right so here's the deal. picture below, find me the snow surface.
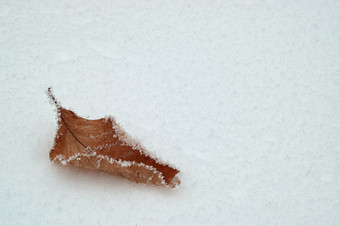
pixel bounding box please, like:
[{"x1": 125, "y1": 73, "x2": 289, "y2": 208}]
[{"x1": 1, "y1": 0, "x2": 340, "y2": 225}]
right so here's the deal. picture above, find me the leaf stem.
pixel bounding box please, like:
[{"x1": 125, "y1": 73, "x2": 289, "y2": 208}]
[
  {"x1": 47, "y1": 87, "x2": 60, "y2": 109},
  {"x1": 47, "y1": 87, "x2": 86, "y2": 148}
]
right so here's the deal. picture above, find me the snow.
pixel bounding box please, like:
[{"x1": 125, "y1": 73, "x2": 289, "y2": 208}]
[{"x1": 1, "y1": 0, "x2": 340, "y2": 225}]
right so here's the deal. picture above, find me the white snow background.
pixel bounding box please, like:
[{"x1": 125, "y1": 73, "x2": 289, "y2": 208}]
[{"x1": 1, "y1": 0, "x2": 339, "y2": 225}]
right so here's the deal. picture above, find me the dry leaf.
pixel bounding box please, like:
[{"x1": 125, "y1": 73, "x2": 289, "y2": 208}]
[{"x1": 47, "y1": 88, "x2": 180, "y2": 188}]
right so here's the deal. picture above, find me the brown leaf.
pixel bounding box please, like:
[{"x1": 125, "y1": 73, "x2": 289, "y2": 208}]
[{"x1": 47, "y1": 88, "x2": 180, "y2": 188}]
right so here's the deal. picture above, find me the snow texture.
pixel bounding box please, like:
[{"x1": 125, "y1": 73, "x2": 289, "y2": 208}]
[{"x1": 1, "y1": 0, "x2": 340, "y2": 225}]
